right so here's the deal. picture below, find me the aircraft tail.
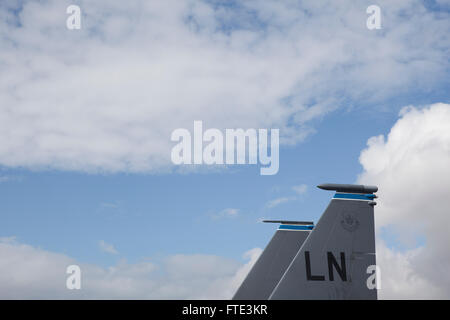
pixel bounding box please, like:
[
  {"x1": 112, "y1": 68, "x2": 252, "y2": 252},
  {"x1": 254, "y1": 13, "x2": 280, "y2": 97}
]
[
  {"x1": 232, "y1": 221, "x2": 313, "y2": 300},
  {"x1": 233, "y1": 183, "x2": 379, "y2": 300}
]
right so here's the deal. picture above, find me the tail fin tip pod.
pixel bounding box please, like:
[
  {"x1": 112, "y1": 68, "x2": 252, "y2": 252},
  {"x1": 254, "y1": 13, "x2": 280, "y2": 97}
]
[
  {"x1": 317, "y1": 183, "x2": 378, "y2": 193},
  {"x1": 317, "y1": 183, "x2": 378, "y2": 194}
]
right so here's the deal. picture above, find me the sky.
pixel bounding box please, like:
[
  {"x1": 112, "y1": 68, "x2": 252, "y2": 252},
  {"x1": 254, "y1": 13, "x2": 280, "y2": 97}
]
[{"x1": 0, "y1": 0, "x2": 449, "y2": 299}]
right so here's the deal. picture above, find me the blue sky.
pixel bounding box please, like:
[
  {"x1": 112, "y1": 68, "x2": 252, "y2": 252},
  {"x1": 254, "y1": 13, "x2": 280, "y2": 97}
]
[
  {"x1": 0, "y1": 101, "x2": 420, "y2": 266},
  {"x1": 0, "y1": 0, "x2": 449, "y2": 298}
]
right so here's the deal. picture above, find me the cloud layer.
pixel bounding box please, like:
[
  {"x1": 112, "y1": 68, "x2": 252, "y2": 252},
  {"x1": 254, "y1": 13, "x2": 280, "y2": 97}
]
[
  {"x1": 0, "y1": 237, "x2": 262, "y2": 299},
  {"x1": 0, "y1": 0, "x2": 448, "y2": 172}
]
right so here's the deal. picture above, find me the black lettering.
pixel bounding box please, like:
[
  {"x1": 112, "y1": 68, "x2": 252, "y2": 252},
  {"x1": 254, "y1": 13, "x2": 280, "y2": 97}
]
[
  {"x1": 327, "y1": 252, "x2": 347, "y2": 281},
  {"x1": 305, "y1": 251, "x2": 325, "y2": 281}
]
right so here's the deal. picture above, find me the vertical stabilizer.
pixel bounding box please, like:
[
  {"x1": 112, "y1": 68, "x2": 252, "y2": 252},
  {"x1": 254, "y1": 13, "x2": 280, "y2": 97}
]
[
  {"x1": 269, "y1": 184, "x2": 378, "y2": 300},
  {"x1": 233, "y1": 221, "x2": 313, "y2": 300}
]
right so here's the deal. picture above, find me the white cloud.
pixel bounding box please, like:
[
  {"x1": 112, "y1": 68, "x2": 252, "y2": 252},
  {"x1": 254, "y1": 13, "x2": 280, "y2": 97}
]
[
  {"x1": 266, "y1": 197, "x2": 293, "y2": 209},
  {"x1": 224, "y1": 208, "x2": 239, "y2": 216},
  {"x1": 98, "y1": 240, "x2": 118, "y2": 255},
  {"x1": 292, "y1": 184, "x2": 307, "y2": 195},
  {"x1": 375, "y1": 241, "x2": 446, "y2": 299},
  {"x1": 265, "y1": 184, "x2": 306, "y2": 208},
  {"x1": 0, "y1": 237, "x2": 261, "y2": 299},
  {"x1": 0, "y1": 0, "x2": 448, "y2": 172},
  {"x1": 210, "y1": 208, "x2": 240, "y2": 220},
  {"x1": 358, "y1": 103, "x2": 450, "y2": 299}
]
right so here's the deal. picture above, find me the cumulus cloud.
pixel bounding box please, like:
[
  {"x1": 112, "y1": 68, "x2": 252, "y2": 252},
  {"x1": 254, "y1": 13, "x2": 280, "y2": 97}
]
[
  {"x1": 358, "y1": 103, "x2": 450, "y2": 299},
  {"x1": 0, "y1": 237, "x2": 262, "y2": 299},
  {"x1": 0, "y1": 0, "x2": 448, "y2": 172}
]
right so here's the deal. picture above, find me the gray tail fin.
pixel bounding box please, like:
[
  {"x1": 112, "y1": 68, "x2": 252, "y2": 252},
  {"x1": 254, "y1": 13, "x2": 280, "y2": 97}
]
[
  {"x1": 269, "y1": 183, "x2": 378, "y2": 300},
  {"x1": 232, "y1": 221, "x2": 313, "y2": 300}
]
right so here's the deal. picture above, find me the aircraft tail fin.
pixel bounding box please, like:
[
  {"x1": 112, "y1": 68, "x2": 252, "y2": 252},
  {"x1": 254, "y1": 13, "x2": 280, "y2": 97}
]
[
  {"x1": 269, "y1": 183, "x2": 378, "y2": 300},
  {"x1": 232, "y1": 221, "x2": 313, "y2": 300}
]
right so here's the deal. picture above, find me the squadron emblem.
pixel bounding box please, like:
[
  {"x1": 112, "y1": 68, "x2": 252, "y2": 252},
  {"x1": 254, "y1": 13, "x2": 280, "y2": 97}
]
[{"x1": 341, "y1": 213, "x2": 360, "y2": 232}]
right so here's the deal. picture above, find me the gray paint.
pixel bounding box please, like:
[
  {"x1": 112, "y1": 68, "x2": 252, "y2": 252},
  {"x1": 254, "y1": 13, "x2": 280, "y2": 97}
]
[
  {"x1": 269, "y1": 198, "x2": 377, "y2": 300},
  {"x1": 232, "y1": 228, "x2": 311, "y2": 300}
]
